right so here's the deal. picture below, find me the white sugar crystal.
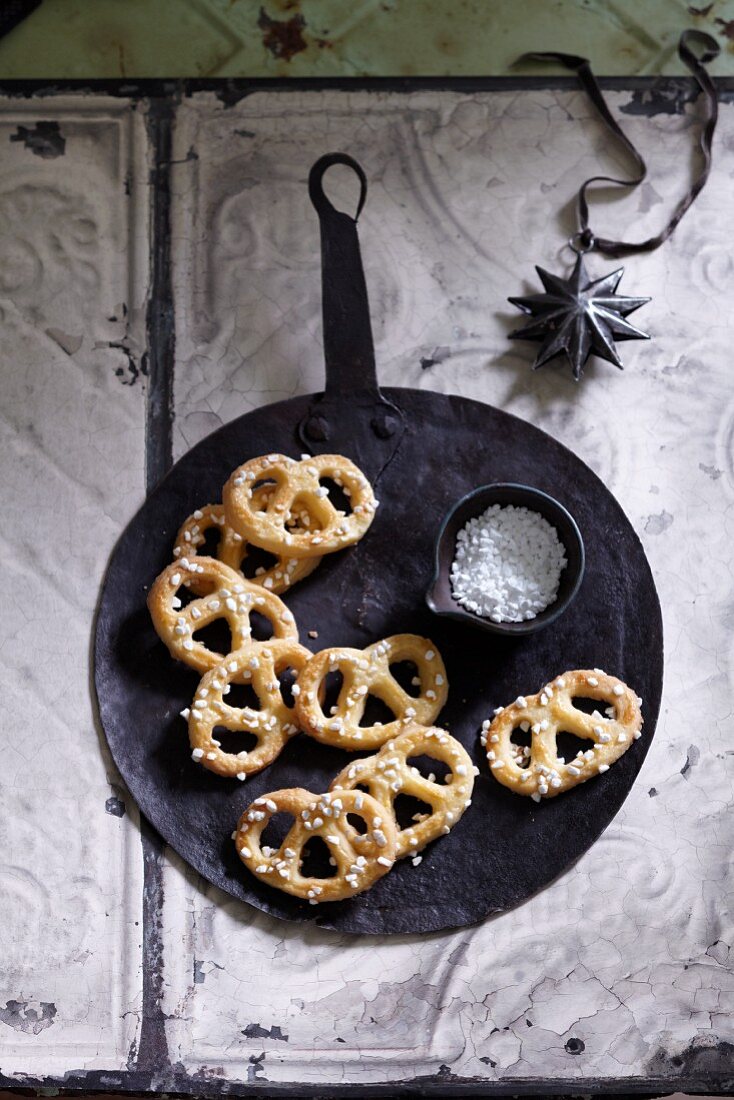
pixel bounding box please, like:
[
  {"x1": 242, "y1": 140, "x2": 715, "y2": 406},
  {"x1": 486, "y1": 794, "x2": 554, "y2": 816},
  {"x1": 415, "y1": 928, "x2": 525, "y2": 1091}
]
[{"x1": 450, "y1": 503, "x2": 567, "y2": 623}]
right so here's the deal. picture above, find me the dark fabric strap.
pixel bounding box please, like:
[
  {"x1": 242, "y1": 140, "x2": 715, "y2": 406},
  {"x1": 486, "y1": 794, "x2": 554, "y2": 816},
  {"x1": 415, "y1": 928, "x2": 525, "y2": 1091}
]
[{"x1": 518, "y1": 30, "x2": 719, "y2": 257}]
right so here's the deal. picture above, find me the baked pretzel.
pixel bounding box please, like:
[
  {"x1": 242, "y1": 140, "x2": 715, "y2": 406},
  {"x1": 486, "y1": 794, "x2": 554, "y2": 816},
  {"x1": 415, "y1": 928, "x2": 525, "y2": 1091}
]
[
  {"x1": 295, "y1": 635, "x2": 448, "y2": 750},
  {"x1": 235, "y1": 787, "x2": 398, "y2": 902},
  {"x1": 147, "y1": 557, "x2": 298, "y2": 674},
  {"x1": 188, "y1": 639, "x2": 311, "y2": 778},
  {"x1": 330, "y1": 723, "x2": 475, "y2": 858},
  {"x1": 173, "y1": 502, "x2": 320, "y2": 595},
  {"x1": 482, "y1": 669, "x2": 643, "y2": 801},
  {"x1": 223, "y1": 453, "x2": 377, "y2": 558}
]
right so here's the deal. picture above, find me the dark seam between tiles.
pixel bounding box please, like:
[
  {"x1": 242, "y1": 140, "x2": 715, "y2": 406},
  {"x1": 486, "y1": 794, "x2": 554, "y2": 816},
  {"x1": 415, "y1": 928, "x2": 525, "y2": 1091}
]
[
  {"x1": 137, "y1": 95, "x2": 176, "y2": 1075},
  {"x1": 1, "y1": 75, "x2": 734, "y2": 100}
]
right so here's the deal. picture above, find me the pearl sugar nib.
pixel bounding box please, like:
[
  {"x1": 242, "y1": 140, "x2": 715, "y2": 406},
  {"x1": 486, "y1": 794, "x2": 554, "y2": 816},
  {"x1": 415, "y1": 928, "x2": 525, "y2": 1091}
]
[
  {"x1": 451, "y1": 504, "x2": 567, "y2": 623},
  {"x1": 508, "y1": 253, "x2": 650, "y2": 381}
]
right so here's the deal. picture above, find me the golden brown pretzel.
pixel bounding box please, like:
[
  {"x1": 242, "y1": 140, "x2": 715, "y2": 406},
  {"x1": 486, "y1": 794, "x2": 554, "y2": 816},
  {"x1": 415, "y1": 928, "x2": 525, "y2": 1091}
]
[
  {"x1": 235, "y1": 787, "x2": 398, "y2": 902},
  {"x1": 295, "y1": 635, "x2": 448, "y2": 750},
  {"x1": 223, "y1": 453, "x2": 377, "y2": 558},
  {"x1": 147, "y1": 557, "x2": 298, "y2": 673},
  {"x1": 187, "y1": 639, "x2": 311, "y2": 778},
  {"x1": 330, "y1": 723, "x2": 475, "y2": 858},
  {"x1": 482, "y1": 669, "x2": 643, "y2": 801},
  {"x1": 173, "y1": 502, "x2": 320, "y2": 595}
]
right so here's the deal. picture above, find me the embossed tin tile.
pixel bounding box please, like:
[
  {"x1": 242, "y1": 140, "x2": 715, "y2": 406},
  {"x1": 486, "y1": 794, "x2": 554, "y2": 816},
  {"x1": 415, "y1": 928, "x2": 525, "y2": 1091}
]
[
  {"x1": 2, "y1": 80, "x2": 733, "y2": 1095},
  {"x1": 0, "y1": 96, "x2": 148, "y2": 1074},
  {"x1": 163, "y1": 88, "x2": 734, "y2": 1088}
]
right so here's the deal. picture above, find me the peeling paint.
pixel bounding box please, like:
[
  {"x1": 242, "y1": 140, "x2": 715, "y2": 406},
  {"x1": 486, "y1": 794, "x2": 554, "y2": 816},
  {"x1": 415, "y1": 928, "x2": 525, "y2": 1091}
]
[
  {"x1": 647, "y1": 1036, "x2": 734, "y2": 1078},
  {"x1": 105, "y1": 796, "x2": 126, "y2": 817},
  {"x1": 706, "y1": 939, "x2": 732, "y2": 966},
  {"x1": 9, "y1": 120, "x2": 65, "y2": 158},
  {"x1": 420, "y1": 344, "x2": 451, "y2": 370},
  {"x1": 247, "y1": 1051, "x2": 267, "y2": 1083},
  {"x1": 45, "y1": 328, "x2": 83, "y2": 356},
  {"x1": 620, "y1": 81, "x2": 699, "y2": 117},
  {"x1": 447, "y1": 942, "x2": 470, "y2": 967},
  {"x1": 0, "y1": 1000, "x2": 57, "y2": 1036},
  {"x1": 98, "y1": 337, "x2": 146, "y2": 386},
  {"x1": 644, "y1": 509, "x2": 673, "y2": 535},
  {"x1": 637, "y1": 181, "x2": 663, "y2": 213},
  {"x1": 680, "y1": 744, "x2": 701, "y2": 777},
  {"x1": 242, "y1": 1022, "x2": 289, "y2": 1041},
  {"x1": 214, "y1": 85, "x2": 252, "y2": 109}
]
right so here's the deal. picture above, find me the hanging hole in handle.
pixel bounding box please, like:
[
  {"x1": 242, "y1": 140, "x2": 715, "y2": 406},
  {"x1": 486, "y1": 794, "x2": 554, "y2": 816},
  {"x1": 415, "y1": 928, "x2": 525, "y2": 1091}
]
[{"x1": 309, "y1": 153, "x2": 368, "y2": 222}]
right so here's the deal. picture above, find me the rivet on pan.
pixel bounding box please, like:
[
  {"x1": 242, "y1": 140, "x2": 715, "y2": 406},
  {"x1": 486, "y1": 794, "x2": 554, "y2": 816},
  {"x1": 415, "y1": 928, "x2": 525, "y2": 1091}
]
[
  {"x1": 371, "y1": 413, "x2": 398, "y2": 439},
  {"x1": 305, "y1": 415, "x2": 330, "y2": 441}
]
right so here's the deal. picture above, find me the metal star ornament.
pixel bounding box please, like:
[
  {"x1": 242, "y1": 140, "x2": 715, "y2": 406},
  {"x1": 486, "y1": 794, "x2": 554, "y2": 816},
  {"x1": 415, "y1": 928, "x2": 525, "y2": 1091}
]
[{"x1": 508, "y1": 254, "x2": 650, "y2": 381}]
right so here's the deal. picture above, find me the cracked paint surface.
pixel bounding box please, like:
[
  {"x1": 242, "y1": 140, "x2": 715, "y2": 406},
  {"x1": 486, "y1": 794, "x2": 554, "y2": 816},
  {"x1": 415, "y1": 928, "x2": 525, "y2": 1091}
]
[
  {"x1": 162, "y1": 88, "x2": 734, "y2": 1087},
  {"x1": 2, "y1": 84, "x2": 733, "y2": 1091},
  {"x1": 0, "y1": 96, "x2": 148, "y2": 1077},
  {"x1": 0, "y1": 1000, "x2": 57, "y2": 1036}
]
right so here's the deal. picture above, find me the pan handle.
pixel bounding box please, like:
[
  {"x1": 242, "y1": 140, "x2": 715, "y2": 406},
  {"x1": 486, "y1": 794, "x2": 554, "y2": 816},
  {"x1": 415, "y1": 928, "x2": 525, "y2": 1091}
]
[
  {"x1": 308, "y1": 153, "x2": 379, "y2": 399},
  {"x1": 299, "y1": 153, "x2": 405, "y2": 476}
]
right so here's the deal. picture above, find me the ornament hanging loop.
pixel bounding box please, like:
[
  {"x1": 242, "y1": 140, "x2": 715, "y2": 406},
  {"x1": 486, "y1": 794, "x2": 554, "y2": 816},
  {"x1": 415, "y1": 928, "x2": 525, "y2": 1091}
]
[{"x1": 568, "y1": 229, "x2": 595, "y2": 255}]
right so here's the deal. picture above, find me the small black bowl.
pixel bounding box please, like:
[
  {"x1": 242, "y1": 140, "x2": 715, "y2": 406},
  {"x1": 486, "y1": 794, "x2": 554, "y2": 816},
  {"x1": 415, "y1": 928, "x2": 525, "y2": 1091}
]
[{"x1": 426, "y1": 482, "x2": 585, "y2": 637}]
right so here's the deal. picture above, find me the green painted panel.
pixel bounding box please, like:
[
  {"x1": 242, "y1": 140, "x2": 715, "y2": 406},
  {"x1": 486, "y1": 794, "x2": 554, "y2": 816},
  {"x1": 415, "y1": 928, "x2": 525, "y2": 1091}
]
[{"x1": 1, "y1": 0, "x2": 734, "y2": 78}]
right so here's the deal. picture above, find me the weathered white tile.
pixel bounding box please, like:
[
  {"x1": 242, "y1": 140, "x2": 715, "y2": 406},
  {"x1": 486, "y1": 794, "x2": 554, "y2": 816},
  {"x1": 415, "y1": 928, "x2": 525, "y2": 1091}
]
[
  {"x1": 164, "y1": 87, "x2": 734, "y2": 1088},
  {"x1": 0, "y1": 96, "x2": 149, "y2": 1074}
]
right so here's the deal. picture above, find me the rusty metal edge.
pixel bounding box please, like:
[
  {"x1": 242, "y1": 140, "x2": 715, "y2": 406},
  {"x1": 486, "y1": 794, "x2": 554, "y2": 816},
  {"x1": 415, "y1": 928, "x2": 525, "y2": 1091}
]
[{"x1": 1, "y1": 1064, "x2": 733, "y2": 1097}]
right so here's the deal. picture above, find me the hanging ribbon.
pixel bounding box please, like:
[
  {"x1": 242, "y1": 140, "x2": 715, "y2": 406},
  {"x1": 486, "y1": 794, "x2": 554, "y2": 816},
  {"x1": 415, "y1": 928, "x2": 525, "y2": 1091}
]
[{"x1": 516, "y1": 29, "x2": 719, "y2": 257}]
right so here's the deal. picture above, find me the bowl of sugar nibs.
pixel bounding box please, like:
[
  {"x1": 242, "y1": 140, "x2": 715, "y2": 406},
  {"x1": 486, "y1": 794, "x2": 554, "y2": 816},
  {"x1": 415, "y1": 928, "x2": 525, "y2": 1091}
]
[{"x1": 426, "y1": 483, "x2": 585, "y2": 636}]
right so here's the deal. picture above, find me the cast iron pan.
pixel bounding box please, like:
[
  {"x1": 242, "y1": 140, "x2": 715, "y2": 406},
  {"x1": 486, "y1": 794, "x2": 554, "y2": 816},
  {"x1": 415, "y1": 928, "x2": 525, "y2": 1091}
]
[{"x1": 95, "y1": 154, "x2": 663, "y2": 935}]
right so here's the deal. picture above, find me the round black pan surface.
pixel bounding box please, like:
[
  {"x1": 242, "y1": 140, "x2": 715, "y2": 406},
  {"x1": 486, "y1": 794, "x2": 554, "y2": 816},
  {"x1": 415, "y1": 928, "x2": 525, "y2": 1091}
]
[{"x1": 94, "y1": 387, "x2": 663, "y2": 935}]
